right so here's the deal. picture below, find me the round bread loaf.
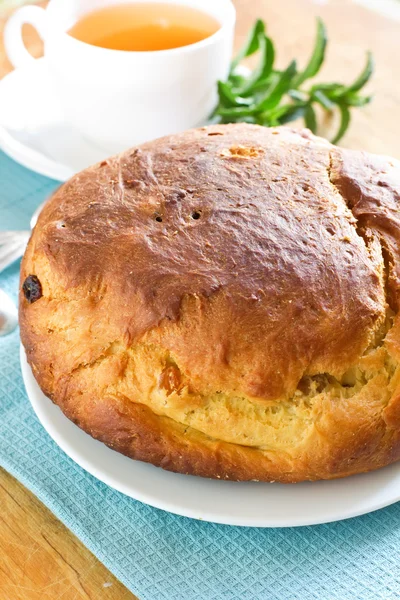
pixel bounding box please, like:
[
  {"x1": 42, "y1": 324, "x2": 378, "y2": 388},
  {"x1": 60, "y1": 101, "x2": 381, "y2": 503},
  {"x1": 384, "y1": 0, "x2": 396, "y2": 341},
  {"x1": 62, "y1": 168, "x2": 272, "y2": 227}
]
[{"x1": 20, "y1": 124, "x2": 400, "y2": 482}]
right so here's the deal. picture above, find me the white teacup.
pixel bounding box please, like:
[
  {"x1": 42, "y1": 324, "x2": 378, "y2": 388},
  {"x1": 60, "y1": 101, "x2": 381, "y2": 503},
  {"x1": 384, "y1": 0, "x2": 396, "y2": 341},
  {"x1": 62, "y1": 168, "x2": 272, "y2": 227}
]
[{"x1": 4, "y1": 0, "x2": 235, "y2": 154}]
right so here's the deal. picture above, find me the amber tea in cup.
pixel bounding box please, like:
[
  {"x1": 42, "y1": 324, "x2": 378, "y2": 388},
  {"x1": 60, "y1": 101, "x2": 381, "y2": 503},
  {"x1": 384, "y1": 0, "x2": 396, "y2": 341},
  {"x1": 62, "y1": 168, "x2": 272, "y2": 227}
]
[{"x1": 68, "y1": 2, "x2": 221, "y2": 51}]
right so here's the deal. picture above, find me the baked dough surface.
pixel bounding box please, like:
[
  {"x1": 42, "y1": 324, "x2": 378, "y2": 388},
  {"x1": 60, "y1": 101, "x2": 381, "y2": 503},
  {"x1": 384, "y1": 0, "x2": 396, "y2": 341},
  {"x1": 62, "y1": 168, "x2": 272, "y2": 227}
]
[{"x1": 20, "y1": 124, "x2": 400, "y2": 481}]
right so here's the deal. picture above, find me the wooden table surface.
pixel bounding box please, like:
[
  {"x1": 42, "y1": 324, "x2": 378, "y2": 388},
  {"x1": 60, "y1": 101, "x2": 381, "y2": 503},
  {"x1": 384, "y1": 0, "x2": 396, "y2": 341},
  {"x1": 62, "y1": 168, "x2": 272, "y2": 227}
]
[{"x1": 0, "y1": 1, "x2": 399, "y2": 598}]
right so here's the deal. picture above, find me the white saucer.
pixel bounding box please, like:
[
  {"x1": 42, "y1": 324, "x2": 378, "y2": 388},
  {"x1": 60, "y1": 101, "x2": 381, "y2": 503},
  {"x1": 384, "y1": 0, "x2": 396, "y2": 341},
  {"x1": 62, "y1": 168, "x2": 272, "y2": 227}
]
[
  {"x1": 0, "y1": 58, "x2": 107, "y2": 181},
  {"x1": 20, "y1": 346, "x2": 400, "y2": 527}
]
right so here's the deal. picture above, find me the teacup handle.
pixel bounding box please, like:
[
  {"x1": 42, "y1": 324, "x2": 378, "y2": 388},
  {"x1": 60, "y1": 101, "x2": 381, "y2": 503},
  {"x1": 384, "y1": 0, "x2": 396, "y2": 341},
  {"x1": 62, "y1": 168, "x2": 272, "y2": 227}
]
[{"x1": 4, "y1": 6, "x2": 49, "y2": 69}]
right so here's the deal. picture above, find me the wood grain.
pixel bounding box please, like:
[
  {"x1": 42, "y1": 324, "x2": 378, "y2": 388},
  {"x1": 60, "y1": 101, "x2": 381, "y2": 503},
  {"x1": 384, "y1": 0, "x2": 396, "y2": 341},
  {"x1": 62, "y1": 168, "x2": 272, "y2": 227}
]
[
  {"x1": 0, "y1": 468, "x2": 136, "y2": 600},
  {"x1": 0, "y1": 1, "x2": 399, "y2": 599}
]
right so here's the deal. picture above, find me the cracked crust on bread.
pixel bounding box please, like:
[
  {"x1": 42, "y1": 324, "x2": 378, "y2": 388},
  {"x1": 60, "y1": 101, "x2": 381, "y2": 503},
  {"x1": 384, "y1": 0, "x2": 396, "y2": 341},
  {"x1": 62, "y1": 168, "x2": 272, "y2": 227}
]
[{"x1": 20, "y1": 124, "x2": 400, "y2": 482}]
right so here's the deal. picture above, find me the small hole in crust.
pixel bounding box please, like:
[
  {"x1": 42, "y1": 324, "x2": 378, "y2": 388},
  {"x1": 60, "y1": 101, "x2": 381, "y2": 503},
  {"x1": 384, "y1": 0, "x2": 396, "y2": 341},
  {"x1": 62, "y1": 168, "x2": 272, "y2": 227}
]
[
  {"x1": 191, "y1": 211, "x2": 201, "y2": 220},
  {"x1": 155, "y1": 215, "x2": 163, "y2": 223},
  {"x1": 221, "y1": 145, "x2": 262, "y2": 159}
]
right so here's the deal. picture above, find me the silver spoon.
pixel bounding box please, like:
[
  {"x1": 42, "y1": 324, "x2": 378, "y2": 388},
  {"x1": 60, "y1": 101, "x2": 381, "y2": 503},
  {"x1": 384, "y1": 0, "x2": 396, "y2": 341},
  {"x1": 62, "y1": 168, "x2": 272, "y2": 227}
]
[{"x1": 0, "y1": 202, "x2": 45, "y2": 337}]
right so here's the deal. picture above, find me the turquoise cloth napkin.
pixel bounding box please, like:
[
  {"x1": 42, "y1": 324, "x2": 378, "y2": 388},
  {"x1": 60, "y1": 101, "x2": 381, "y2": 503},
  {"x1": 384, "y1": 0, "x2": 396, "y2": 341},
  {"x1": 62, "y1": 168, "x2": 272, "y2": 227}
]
[{"x1": 1, "y1": 151, "x2": 400, "y2": 600}]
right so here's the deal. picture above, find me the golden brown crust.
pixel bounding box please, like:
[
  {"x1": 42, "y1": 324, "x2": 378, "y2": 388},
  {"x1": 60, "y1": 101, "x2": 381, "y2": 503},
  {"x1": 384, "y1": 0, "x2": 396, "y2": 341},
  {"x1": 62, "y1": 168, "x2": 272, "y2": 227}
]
[{"x1": 19, "y1": 124, "x2": 400, "y2": 482}]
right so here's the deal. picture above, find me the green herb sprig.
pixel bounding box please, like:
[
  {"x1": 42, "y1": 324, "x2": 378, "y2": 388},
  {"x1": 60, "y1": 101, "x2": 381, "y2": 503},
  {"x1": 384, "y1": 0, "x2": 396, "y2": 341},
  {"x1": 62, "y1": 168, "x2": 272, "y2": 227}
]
[{"x1": 212, "y1": 19, "x2": 373, "y2": 144}]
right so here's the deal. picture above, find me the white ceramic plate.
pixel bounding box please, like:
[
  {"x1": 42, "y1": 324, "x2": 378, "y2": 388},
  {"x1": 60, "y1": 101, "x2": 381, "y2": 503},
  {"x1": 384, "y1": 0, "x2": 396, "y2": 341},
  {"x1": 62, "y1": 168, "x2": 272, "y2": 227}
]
[{"x1": 20, "y1": 346, "x2": 400, "y2": 527}]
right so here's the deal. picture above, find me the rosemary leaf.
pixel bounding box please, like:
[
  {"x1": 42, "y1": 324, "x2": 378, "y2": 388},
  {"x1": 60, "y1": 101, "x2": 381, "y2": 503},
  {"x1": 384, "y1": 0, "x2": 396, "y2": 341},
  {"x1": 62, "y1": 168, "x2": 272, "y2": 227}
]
[
  {"x1": 331, "y1": 104, "x2": 351, "y2": 144},
  {"x1": 253, "y1": 61, "x2": 297, "y2": 112},
  {"x1": 213, "y1": 17, "x2": 374, "y2": 145},
  {"x1": 344, "y1": 51, "x2": 374, "y2": 94},
  {"x1": 237, "y1": 34, "x2": 275, "y2": 95},
  {"x1": 230, "y1": 19, "x2": 266, "y2": 71},
  {"x1": 292, "y1": 18, "x2": 327, "y2": 87},
  {"x1": 304, "y1": 104, "x2": 318, "y2": 133},
  {"x1": 312, "y1": 90, "x2": 335, "y2": 111}
]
